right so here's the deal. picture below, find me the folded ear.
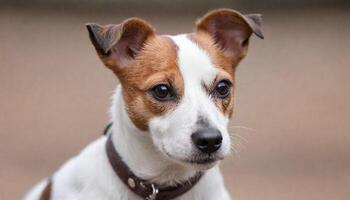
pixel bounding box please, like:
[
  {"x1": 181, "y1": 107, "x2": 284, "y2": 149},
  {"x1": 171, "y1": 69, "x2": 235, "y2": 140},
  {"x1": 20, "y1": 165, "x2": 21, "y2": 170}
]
[
  {"x1": 196, "y1": 8, "x2": 264, "y2": 58},
  {"x1": 86, "y1": 18, "x2": 155, "y2": 72}
]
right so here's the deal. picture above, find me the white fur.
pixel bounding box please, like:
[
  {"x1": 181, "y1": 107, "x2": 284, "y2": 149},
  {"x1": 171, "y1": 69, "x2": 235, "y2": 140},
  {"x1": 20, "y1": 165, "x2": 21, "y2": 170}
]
[{"x1": 23, "y1": 34, "x2": 231, "y2": 200}]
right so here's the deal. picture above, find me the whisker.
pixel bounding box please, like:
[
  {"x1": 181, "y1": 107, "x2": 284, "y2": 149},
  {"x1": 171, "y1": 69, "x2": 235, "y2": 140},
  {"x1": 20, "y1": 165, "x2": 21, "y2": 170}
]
[
  {"x1": 229, "y1": 133, "x2": 246, "y2": 155},
  {"x1": 227, "y1": 123, "x2": 257, "y2": 156},
  {"x1": 230, "y1": 125, "x2": 257, "y2": 132}
]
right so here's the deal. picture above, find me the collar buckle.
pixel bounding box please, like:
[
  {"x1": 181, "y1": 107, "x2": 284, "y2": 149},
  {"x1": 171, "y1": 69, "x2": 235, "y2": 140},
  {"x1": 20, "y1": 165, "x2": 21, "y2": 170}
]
[{"x1": 145, "y1": 184, "x2": 159, "y2": 200}]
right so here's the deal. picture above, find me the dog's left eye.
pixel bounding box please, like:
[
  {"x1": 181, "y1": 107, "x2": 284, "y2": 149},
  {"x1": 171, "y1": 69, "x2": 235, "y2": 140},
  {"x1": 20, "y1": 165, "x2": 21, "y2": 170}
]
[
  {"x1": 213, "y1": 80, "x2": 232, "y2": 98},
  {"x1": 150, "y1": 84, "x2": 175, "y2": 101}
]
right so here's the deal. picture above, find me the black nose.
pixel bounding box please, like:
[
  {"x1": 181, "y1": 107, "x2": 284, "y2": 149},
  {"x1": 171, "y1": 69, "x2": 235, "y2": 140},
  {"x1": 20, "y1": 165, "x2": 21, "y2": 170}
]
[{"x1": 191, "y1": 128, "x2": 222, "y2": 154}]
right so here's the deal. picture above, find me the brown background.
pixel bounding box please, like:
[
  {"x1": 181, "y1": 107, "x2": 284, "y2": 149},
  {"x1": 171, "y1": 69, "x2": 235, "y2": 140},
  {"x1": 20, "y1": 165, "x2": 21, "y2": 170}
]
[{"x1": 1, "y1": 2, "x2": 349, "y2": 200}]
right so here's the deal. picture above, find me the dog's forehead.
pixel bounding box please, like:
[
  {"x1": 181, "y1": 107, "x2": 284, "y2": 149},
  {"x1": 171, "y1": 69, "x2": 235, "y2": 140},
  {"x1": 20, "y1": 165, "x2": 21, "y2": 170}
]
[{"x1": 169, "y1": 34, "x2": 219, "y2": 84}]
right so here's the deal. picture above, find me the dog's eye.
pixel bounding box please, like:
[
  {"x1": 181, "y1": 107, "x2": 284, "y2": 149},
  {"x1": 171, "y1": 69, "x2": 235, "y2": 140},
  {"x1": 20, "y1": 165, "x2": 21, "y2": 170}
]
[
  {"x1": 213, "y1": 80, "x2": 232, "y2": 98},
  {"x1": 150, "y1": 84, "x2": 175, "y2": 101}
]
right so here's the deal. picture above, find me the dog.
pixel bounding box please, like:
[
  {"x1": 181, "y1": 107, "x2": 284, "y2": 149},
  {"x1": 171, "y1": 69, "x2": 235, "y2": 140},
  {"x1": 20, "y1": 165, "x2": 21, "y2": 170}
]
[{"x1": 24, "y1": 8, "x2": 263, "y2": 200}]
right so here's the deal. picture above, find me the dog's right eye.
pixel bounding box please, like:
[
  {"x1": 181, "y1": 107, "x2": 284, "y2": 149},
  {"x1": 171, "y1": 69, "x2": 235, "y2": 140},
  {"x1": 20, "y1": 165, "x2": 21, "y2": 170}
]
[
  {"x1": 213, "y1": 80, "x2": 232, "y2": 98},
  {"x1": 150, "y1": 84, "x2": 175, "y2": 101}
]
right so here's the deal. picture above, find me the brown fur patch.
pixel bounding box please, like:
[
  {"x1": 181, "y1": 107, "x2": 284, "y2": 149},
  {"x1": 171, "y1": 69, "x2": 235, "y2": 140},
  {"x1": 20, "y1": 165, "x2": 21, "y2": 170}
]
[
  {"x1": 189, "y1": 32, "x2": 239, "y2": 117},
  {"x1": 118, "y1": 36, "x2": 184, "y2": 130}
]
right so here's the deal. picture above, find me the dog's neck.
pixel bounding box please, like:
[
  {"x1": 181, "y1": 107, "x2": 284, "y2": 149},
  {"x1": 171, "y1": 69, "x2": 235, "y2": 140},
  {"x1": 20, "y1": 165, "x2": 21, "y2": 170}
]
[{"x1": 110, "y1": 85, "x2": 198, "y2": 185}]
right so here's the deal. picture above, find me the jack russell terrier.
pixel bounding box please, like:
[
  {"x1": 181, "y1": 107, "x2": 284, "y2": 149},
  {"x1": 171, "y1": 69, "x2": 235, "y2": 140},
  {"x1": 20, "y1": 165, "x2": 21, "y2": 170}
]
[{"x1": 24, "y1": 8, "x2": 263, "y2": 200}]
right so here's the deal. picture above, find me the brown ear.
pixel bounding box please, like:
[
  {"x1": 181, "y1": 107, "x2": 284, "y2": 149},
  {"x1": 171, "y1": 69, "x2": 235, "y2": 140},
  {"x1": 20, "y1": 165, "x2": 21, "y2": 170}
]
[
  {"x1": 86, "y1": 18, "x2": 155, "y2": 72},
  {"x1": 196, "y1": 8, "x2": 263, "y2": 58}
]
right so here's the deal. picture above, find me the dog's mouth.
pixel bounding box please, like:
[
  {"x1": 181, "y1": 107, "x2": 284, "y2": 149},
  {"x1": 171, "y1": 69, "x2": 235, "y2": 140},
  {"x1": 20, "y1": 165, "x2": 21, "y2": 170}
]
[
  {"x1": 184, "y1": 154, "x2": 224, "y2": 165},
  {"x1": 161, "y1": 144, "x2": 225, "y2": 169},
  {"x1": 164, "y1": 150, "x2": 223, "y2": 167}
]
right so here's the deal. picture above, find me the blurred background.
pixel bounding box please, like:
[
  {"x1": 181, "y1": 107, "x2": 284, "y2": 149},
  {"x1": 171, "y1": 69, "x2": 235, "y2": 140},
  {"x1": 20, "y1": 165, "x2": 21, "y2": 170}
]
[{"x1": 1, "y1": 0, "x2": 350, "y2": 199}]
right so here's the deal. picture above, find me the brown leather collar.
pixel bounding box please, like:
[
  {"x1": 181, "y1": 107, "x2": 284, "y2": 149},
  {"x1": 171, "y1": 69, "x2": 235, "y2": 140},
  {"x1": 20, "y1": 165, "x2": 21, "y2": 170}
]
[
  {"x1": 40, "y1": 178, "x2": 52, "y2": 200},
  {"x1": 106, "y1": 134, "x2": 203, "y2": 200}
]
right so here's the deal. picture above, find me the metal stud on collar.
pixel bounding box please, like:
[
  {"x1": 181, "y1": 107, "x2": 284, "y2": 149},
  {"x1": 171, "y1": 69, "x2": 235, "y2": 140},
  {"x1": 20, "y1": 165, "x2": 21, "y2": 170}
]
[
  {"x1": 128, "y1": 178, "x2": 136, "y2": 188},
  {"x1": 145, "y1": 184, "x2": 159, "y2": 200}
]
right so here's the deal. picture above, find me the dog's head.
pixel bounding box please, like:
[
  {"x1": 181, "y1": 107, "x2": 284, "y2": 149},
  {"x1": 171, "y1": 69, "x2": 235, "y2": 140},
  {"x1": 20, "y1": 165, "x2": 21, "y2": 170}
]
[{"x1": 87, "y1": 8, "x2": 263, "y2": 169}]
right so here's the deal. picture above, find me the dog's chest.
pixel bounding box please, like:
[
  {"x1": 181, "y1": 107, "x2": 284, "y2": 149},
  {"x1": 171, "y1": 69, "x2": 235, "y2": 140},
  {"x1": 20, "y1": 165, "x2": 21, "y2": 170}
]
[{"x1": 49, "y1": 137, "x2": 227, "y2": 200}]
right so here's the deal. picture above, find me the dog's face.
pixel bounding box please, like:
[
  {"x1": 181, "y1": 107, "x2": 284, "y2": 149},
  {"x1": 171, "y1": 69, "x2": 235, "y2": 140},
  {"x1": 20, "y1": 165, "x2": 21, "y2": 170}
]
[{"x1": 87, "y1": 9, "x2": 263, "y2": 169}]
